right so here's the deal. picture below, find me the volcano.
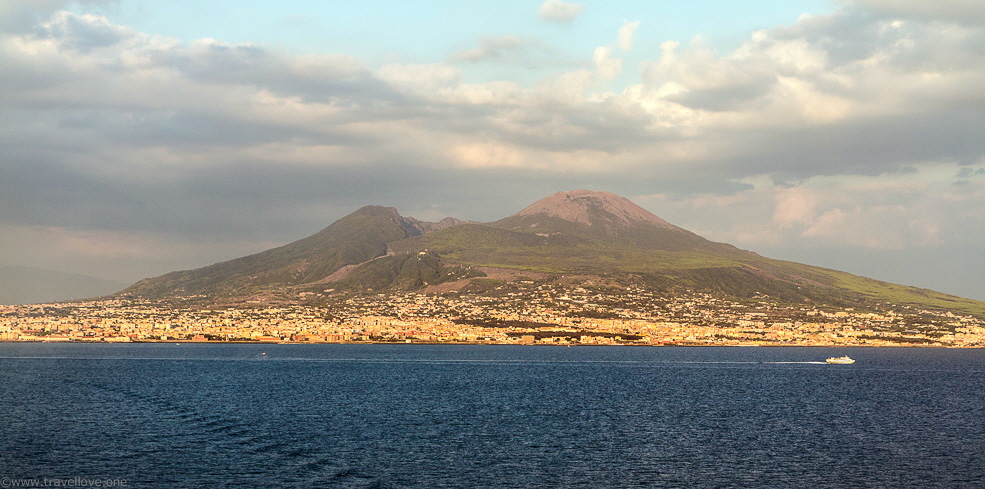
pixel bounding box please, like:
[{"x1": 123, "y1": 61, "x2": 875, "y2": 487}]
[{"x1": 121, "y1": 190, "x2": 985, "y2": 317}]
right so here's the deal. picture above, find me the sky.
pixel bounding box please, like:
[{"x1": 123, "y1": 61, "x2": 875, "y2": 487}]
[{"x1": 2, "y1": 0, "x2": 985, "y2": 301}]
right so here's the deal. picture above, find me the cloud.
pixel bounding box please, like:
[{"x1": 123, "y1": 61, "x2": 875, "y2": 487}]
[
  {"x1": 538, "y1": 0, "x2": 583, "y2": 23},
  {"x1": 376, "y1": 62, "x2": 462, "y2": 95},
  {"x1": 6, "y1": 9, "x2": 985, "y2": 195},
  {"x1": 844, "y1": 0, "x2": 985, "y2": 24},
  {"x1": 586, "y1": 21, "x2": 640, "y2": 82},
  {"x1": 0, "y1": 0, "x2": 118, "y2": 33},
  {"x1": 3, "y1": 7, "x2": 985, "y2": 299},
  {"x1": 772, "y1": 187, "x2": 818, "y2": 227},
  {"x1": 592, "y1": 46, "x2": 622, "y2": 79},
  {"x1": 617, "y1": 20, "x2": 641, "y2": 51},
  {"x1": 450, "y1": 36, "x2": 528, "y2": 63},
  {"x1": 35, "y1": 10, "x2": 132, "y2": 51},
  {"x1": 956, "y1": 167, "x2": 985, "y2": 179},
  {"x1": 632, "y1": 8, "x2": 985, "y2": 183},
  {"x1": 641, "y1": 165, "x2": 983, "y2": 254},
  {"x1": 802, "y1": 208, "x2": 850, "y2": 240},
  {"x1": 451, "y1": 141, "x2": 529, "y2": 169}
]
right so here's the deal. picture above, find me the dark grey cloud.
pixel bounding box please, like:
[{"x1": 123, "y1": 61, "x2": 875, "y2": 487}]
[
  {"x1": 702, "y1": 111, "x2": 985, "y2": 183},
  {"x1": 54, "y1": 109, "x2": 324, "y2": 148},
  {"x1": 664, "y1": 80, "x2": 775, "y2": 112}
]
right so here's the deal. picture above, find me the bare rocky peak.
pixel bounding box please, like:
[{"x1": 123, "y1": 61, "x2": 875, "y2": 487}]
[{"x1": 513, "y1": 190, "x2": 678, "y2": 229}]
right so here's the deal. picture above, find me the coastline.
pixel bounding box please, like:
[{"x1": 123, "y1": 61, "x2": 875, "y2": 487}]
[{"x1": 2, "y1": 338, "x2": 981, "y2": 348}]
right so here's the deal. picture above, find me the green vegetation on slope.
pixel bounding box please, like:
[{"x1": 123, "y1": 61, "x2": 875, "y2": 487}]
[
  {"x1": 388, "y1": 221, "x2": 985, "y2": 317},
  {"x1": 390, "y1": 222, "x2": 748, "y2": 274}
]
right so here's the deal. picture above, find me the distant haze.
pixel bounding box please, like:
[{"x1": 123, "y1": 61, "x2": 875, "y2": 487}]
[{"x1": 0, "y1": 267, "x2": 128, "y2": 305}]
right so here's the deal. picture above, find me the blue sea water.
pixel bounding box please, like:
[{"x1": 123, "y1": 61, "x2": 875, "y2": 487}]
[{"x1": 1, "y1": 344, "x2": 983, "y2": 488}]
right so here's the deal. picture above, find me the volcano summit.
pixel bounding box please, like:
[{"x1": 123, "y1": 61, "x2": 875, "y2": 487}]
[{"x1": 511, "y1": 190, "x2": 677, "y2": 229}]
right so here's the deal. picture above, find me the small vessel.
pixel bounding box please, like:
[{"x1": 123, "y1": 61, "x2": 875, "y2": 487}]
[{"x1": 826, "y1": 355, "x2": 855, "y2": 364}]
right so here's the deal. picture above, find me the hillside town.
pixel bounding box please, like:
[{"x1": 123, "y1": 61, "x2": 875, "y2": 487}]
[{"x1": 3, "y1": 282, "x2": 985, "y2": 347}]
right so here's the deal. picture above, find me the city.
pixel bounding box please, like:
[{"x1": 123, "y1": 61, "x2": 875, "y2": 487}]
[{"x1": 3, "y1": 281, "x2": 984, "y2": 347}]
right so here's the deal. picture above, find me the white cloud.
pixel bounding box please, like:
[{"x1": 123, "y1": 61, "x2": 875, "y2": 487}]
[
  {"x1": 592, "y1": 46, "x2": 622, "y2": 80},
  {"x1": 538, "y1": 0, "x2": 583, "y2": 23},
  {"x1": 584, "y1": 21, "x2": 640, "y2": 83},
  {"x1": 617, "y1": 20, "x2": 641, "y2": 51}
]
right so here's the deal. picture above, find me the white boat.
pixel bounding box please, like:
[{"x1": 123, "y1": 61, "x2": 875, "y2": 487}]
[{"x1": 826, "y1": 355, "x2": 855, "y2": 364}]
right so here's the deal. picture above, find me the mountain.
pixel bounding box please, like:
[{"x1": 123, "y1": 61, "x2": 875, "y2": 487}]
[
  {"x1": 120, "y1": 190, "x2": 985, "y2": 317},
  {"x1": 124, "y1": 205, "x2": 433, "y2": 299},
  {"x1": 0, "y1": 267, "x2": 128, "y2": 305}
]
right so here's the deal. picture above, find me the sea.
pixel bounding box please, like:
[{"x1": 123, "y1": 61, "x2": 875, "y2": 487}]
[{"x1": 1, "y1": 343, "x2": 983, "y2": 488}]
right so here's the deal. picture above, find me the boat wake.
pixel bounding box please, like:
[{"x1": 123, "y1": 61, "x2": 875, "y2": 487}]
[{"x1": 763, "y1": 361, "x2": 827, "y2": 365}]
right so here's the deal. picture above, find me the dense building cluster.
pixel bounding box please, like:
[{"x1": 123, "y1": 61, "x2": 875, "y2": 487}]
[{"x1": 3, "y1": 281, "x2": 984, "y2": 347}]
